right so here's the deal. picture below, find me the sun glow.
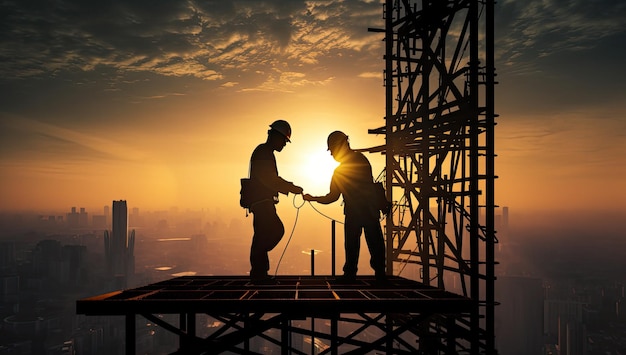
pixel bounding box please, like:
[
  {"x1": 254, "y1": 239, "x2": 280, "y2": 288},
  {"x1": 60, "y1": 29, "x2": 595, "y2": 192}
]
[{"x1": 294, "y1": 149, "x2": 339, "y2": 195}]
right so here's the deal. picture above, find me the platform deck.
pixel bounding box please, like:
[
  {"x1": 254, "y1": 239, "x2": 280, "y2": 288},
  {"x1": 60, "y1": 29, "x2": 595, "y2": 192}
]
[{"x1": 77, "y1": 275, "x2": 472, "y2": 316}]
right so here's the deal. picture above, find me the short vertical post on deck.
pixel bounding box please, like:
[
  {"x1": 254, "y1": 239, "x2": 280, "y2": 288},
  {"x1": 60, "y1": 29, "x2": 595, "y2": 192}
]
[{"x1": 331, "y1": 220, "x2": 336, "y2": 276}]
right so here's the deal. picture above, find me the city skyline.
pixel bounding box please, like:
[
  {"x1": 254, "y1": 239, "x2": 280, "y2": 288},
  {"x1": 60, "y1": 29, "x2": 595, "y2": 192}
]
[{"x1": 2, "y1": 199, "x2": 624, "y2": 354}]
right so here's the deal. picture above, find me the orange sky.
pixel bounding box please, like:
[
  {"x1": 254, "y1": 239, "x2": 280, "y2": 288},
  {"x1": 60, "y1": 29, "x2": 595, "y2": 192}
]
[{"x1": 1, "y1": 0, "x2": 625, "y2": 223}]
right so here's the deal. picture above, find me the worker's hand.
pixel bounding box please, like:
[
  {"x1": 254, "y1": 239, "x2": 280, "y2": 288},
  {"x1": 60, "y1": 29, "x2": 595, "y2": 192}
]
[
  {"x1": 303, "y1": 194, "x2": 315, "y2": 202},
  {"x1": 292, "y1": 185, "x2": 304, "y2": 194}
]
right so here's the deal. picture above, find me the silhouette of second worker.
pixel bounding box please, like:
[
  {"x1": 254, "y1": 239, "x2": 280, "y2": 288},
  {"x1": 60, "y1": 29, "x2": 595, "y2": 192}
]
[
  {"x1": 247, "y1": 120, "x2": 303, "y2": 285},
  {"x1": 303, "y1": 131, "x2": 386, "y2": 283}
]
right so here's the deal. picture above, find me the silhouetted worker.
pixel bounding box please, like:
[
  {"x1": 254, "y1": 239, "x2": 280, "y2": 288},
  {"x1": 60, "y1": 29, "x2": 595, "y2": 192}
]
[
  {"x1": 248, "y1": 120, "x2": 303, "y2": 285},
  {"x1": 303, "y1": 131, "x2": 386, "y2": 283}
]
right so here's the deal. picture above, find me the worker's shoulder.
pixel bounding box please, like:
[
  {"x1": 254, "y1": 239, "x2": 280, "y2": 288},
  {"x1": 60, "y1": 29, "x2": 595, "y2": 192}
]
[
  {"x1": 350, "y1": 149, "x2": 371, "y2": 164},
  {"x1": 251, "y1": 143, "x2": 274, "y2": 160}
]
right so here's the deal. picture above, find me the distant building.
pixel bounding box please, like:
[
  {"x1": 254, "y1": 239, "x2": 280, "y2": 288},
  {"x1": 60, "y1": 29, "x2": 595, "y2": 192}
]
[
  {"x1": 104, "y1": 200, "x2": 135, "y2": 288},
  {"x1": 92, "y1": 214, "x2": 107, "y2": 229},
  {"x1": 495, "y1": 276, "x2": 544, "y2": 355},
  {"x1": 79, "y1": 207, "x2": 89, "y2": 228},
  {"x1": 67, "y1": 207, "x2": 79, "y2": 229},
  {"x1": 104, "y1": 204, "x2": 110, "y2": 227},
  {"x1": 545, "y1": 299, "x2": 587, "y2": 355}
]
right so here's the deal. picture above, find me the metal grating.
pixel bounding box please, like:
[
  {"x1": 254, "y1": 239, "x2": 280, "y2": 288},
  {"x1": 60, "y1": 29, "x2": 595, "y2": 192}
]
[{"x1": 77, "y1": 275, "x2": 472, "y2": 316}]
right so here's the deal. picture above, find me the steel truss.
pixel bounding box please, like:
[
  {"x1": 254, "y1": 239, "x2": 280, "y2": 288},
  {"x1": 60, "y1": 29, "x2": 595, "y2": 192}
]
[
  {"x1": 144, "y1": 311, "x2": 467, "y2": 354},
  {"x1": 368, "y1": 0, "x2": 497, "y2": 353}
]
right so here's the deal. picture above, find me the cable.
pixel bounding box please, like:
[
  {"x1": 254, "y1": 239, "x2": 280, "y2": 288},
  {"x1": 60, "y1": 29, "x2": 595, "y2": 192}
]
[
  {"x1": 273, "y1": 194, "x2": 305, "y2": 277},
  {"x1": 306, "y1": 201, "x2": 344, "y2": 224}
]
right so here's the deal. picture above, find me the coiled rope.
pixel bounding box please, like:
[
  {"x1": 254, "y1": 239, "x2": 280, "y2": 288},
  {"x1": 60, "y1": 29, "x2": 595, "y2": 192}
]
[
  {"x1": 273, "y1": 195, "x2": 347, "y2": 276},
  {"x1": 273, "y1": 194, "x2": 305, "y2": 276}
]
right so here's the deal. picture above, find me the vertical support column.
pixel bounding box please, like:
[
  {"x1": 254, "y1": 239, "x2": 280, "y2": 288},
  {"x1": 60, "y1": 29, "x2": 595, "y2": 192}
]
[
  {"x1": 468, "y1": 0, "x2": 482, "y2": 351},
  {"x1": 331, "y1": 220, "x2": 336, "y2": 277},
  {"x1": 446, "y1": 315, "x2": 456, "y2": 354},
  {"x1": 386, "y1": 314, "x2": 393, "y2": 354},
  {"x1": 485, "y1": 0, "x2": 497, "y2": 352},
  {"x1": 384, "y1": 0, "x2": 394, "y2": 278},
  {"x1": 179, "y1": 313, "x2": 196, "y2": 350},
  {"x1": 281, "y1": 317, "x2": 290, "y2": 355},
  {"x1": 331, "y1": 314, "x2": 338, "y2": 355},
  {"x1": 311, "y1": 249, "x2": 315, "y2": 276},
  {"x1": 125, "y1": 314, "x2": 135, "y2": 355},
  {"x1": 419, "y1": 1, "x2": 432, "y2": 287},
  {"x1": 244, "y1": 313, "x2": 250, "y2": 352},
  {"x1": 311, "y1": 317, "x2": 316, "y2": 354}
]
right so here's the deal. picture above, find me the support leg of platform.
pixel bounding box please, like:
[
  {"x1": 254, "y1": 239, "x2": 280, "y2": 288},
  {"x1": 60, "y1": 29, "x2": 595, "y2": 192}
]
[
  {"x1": 179, "y1": 313, "x2": 196, "y2": 351},
  {"x1": 281, "y1": 317, "x2": 289, "y2": 355},
  {"x1": 311, "y1": 316, "x2": 315, "y2": 354},
  {"x1": 386, "y1": 314, "x2": 393, "y2": 354},
  {"x1": 331, "y1": 314, "x2": 338, "y2": 355},
  {"x1": 126, "y1": 314, "x2": 135, "y2": 355},
  {"x1": 244, "y1": 313, "x2": 250, "y2": 352}
]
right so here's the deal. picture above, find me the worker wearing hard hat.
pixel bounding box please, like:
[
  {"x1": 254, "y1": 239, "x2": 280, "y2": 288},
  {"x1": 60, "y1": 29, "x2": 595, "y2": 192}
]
[
  {"x1": 303, "y1": 131, "x2": 386, "y2": 284},
  {"x1": 247, "y1": 120, "x2": 303, "y2": 285}
]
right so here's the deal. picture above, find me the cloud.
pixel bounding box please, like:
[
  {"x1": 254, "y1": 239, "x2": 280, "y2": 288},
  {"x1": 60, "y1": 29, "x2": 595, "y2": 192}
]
[
  {"x1": 496, "y1": 0, "x2": 626, "y2": 74},
  {"x1": 358, "y1": 71, "x2": 381, "y2": 79},
  {"x1": 0, "y1": 0, "x2": 383, "y2": 92}
]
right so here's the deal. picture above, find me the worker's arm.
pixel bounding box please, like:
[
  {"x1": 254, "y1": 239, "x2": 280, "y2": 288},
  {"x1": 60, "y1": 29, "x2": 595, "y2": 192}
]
[
  {"x1": 255, "y1": 159, "x2": 303, "y2": 195},
  {"x1": 303, "y1": 176, "x2": 340, "y2": 204}
]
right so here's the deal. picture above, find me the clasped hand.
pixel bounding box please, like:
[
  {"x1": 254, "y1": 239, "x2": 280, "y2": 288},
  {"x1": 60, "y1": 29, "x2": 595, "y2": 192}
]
[{"x1": 291, "y1": 186, "x2": 316, "y2": 202}]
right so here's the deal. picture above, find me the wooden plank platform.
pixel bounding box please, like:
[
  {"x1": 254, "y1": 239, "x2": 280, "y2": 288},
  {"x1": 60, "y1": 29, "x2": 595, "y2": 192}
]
[{"x1": 76, "y1": 275, "x2": 472, "y2": 316}]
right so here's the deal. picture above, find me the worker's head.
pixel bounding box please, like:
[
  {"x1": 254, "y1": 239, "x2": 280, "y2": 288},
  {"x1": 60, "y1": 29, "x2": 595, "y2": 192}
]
[
  {"x1": 269, "y1": 120, "x2": 291, "y2": 142},
  {"x1": 268, "y1": 120, "x2": 291, "y2": 151},
  {"x1": 327, "y1": 131, "x2": 349, "y2": 160}
]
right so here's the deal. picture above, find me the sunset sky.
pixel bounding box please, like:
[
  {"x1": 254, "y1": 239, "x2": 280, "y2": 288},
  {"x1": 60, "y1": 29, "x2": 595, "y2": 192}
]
[{"x1": 1, "y1": 0, "x2": 625, "y2": 224}]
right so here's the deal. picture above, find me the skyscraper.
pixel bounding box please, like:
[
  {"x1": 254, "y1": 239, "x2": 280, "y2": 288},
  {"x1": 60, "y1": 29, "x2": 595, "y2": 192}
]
[{"x1": 104, "y1": 200, "x2": 135, "y2": 288}]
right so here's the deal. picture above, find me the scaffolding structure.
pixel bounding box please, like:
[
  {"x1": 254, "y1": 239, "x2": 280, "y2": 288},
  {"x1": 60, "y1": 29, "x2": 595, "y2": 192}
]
[{"x1": 367, "y1": 0, "x2": 497, "y2": 353}]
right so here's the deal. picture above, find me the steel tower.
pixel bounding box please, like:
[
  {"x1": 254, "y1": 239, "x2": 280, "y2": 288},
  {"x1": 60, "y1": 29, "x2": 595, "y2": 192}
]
[{"x1": 368, "y1": 0, "x2": 497, "y2": 352}]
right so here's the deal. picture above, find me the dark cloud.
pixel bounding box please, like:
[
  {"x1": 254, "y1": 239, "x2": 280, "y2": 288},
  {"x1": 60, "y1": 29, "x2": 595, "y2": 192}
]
[
  {"x1": 496, "y1": 0, "x2": 626, "y2": 73},
  {"x1": 494, "y1": 0, "x2": 626, "y2": 113},
  {"x1": 1, "y1": 0, "x2": 624, "y2": 112},
  {"x1": 0, "y1": 0, "x2": 381, "y2": 88}
]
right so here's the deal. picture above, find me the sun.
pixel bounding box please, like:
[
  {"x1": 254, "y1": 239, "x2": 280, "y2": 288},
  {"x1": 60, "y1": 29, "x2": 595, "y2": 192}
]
[{"x1": 296, "y1": 149, "x2": 339, "y2": 195}]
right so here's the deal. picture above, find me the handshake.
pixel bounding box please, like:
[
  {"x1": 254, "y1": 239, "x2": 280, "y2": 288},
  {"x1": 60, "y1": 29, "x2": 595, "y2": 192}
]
[{"x1": 291, "y1": 186, "x2": 317, "y2": 202}]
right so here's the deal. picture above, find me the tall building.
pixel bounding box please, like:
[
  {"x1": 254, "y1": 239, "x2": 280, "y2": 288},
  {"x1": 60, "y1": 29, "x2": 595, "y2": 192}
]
[{"x1": 104, "y1": 200, "x2": 135, "y2": 288}]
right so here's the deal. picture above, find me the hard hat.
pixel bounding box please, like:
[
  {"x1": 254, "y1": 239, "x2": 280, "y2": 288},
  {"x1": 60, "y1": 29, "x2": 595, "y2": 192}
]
[
  {"x1": 327, "y1": 131, "x2": 348, "y2": 150},
  {"x1": 269, "y1": 120, "x2": 291, "y2": 142}
]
